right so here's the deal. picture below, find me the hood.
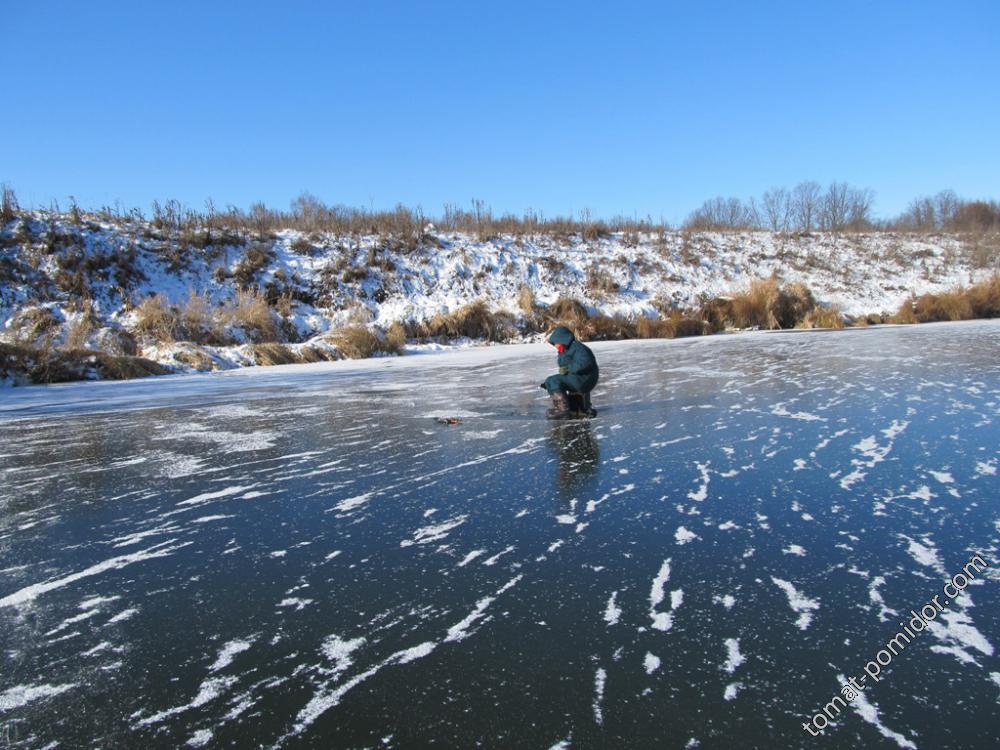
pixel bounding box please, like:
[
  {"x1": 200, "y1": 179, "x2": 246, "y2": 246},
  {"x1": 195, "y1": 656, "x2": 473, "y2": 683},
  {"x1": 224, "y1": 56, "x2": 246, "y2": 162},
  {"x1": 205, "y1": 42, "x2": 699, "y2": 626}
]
[{"x1": 548, "y1": 326, "x2": 575, "y2": 347}]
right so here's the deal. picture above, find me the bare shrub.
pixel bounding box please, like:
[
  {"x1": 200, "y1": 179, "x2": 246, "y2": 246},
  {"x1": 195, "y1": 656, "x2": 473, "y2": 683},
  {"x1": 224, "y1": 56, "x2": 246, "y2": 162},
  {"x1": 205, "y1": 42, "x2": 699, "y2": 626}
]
[
  {"x1": 11, "y1": 307, "x2": 61, "y2": 346},
  {"x1": 134, "y1": 294, "x2": 178, "y2": 342},
  {"x1": 232, "y1": 243, "x2": 275, "y2": 287},
  {"x1": 289, "y1": 236, "x2": 316, "y2": 255},
  {"x1": 64, "y1": 306, "x2": 96, "y2": 350},
  {"x1": 586, "y1": 267, "x2": 620, "y2": 296},
  {"x1": 96, "y1": 327, "x2": 138, "y2": 356},
  {"x1": 342, "y1": 266, "x2": 367, "y2": 284},
  {"x1": 1, "y1": 185, "x2": 19, "y2": 225}
]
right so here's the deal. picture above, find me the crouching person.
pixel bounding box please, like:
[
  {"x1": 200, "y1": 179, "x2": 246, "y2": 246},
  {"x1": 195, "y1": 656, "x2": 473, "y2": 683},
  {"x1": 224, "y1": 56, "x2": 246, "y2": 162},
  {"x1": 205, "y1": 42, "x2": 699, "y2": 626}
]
[{"x1": 541, "y1": 326, "x2": 599, "y2": 419}]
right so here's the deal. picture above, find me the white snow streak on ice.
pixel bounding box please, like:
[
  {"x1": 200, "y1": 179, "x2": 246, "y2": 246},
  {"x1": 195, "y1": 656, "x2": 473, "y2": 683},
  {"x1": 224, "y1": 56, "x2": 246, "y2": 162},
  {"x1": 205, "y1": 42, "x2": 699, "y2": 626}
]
[
  {"x1": 210, "y1": 639, "x2": 254, "y2": 671},
  {"x1": 837, "y1": 673, "x2": 917, "y2": 749},
  {"x1": 400, "y1": 515, "x2": 468, "y2": 547},
  {"x1": 177, "y1": 485, "x2": 255, "y2": 508},
  {"x1": 593, "y1": 667, "x2": 607, "y2": 726},
  {"x1": 771, "y1": 577, "x2": 819, "y2": 630},
  {"x1": 0, "y1": 683, "x2": 78, "y2": 711},
  {"x1": 604, "y1": 592, "x2": 622, "y2": 626},
  {"x1": 284, "y1": 576, "x2": 522, "y2": 741},
  {"x1": 457, "y1": 550, "x2": 486, "y2": 567},
  {"x1": 331, "y1": 492, "x2": 374, "y2": 513},
  {"x1": 446, "y1": 575, "x2": 522, "y2": 642},
  {"x1": 722, "y1": 638, "x2": 745, "y2": 674},
  {"x1": 687, "y1": 462, "x2": 711, "y2": 502},
  {"x1": 899, "y1": 535, "x2": 946, "y2": 574},
  {"x1": 0, "y1": 541, "x2": 192, "y2": 609},
  {"x1": 649, "y1": 559, "x2": 672, "y2": 631}
]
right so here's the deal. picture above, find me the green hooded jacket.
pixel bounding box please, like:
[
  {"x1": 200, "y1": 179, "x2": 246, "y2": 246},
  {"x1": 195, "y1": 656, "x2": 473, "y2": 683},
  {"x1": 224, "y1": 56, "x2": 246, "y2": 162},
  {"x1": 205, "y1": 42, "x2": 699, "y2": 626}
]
[{"x1": 547, "y1": 326, "x2": 599, "y2": 393}]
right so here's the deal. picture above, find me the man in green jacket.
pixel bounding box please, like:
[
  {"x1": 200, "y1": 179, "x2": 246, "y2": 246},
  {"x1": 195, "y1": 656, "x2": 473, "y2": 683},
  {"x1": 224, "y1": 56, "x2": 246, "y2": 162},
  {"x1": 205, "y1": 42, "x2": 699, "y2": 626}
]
[{"x1": 540, "y1": 326, "x2": 599, "y2": 419}]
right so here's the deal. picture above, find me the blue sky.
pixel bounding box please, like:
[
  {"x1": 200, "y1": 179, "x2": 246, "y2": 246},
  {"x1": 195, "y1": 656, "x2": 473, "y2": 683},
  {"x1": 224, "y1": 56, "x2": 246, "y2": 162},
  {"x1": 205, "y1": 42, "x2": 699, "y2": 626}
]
[{"x1": 2, "y1": 0, "x2": 998, "y2": 223}]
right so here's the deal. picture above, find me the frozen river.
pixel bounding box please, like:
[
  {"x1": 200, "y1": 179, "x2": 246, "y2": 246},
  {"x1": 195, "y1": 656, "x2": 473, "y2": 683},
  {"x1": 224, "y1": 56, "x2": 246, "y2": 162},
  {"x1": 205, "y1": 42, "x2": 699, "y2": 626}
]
[{"x1": 1, "y1": 321, "x2": 998, "y2": 749}]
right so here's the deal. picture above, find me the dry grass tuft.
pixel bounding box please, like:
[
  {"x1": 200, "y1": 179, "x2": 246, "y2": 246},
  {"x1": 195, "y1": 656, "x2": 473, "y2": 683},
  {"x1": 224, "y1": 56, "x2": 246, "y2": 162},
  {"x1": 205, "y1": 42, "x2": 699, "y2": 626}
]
[
  {"x1": 636, "y1": 311, "x2": 709, "y2": 339},
  {"x1": 420, "y1": 301, "x2": 516, "y2": 342},
  {"x1": 579, "y1": 314, "x2": 635, "y2": 341},
  {"x1": 0, "y1": 341, "x2": 167, "y2": 384},
  {"x1": 386, "y1": 321, "x2": 408, "y2": 350},
  {"x1": 298, "y1": 345, "x2": 339, "y2": 363},
  {"x1": 803, "y1": 305, "x2": 846, "y2": 329},
  {"x1": 134, "y1": 294, "x2": 178, "y2": 342},
  {"x1": 585, "y1": 267, "x2": 620, "y2": 297},
  {"x1": 227, "y1": 289, "x2": 278, "y2": 343},
  {"x1": 893, "y1": 276, "x2": 1000, "y2": 324},
  {"x1": 247, "y1": 343, "x2": 299, "y2": 366},
  {"x1": 518, "y1": 284, "x2": 536, "y2": 316},
  {"x1": 330, "y1": 326, "x2": 401, "y2": 359},
  {"x1": 967, "y1": 275, "x2": 1000, "y2": 317},
  {"x1": 179, "y1": 290, "x2": 215, "y2": 343},
  {"x1": 545, "y1": 297, "x2": 590, "y2": 330},
  {"x1": 10, "y1": 306, "x2": 62, "y2": 346}
]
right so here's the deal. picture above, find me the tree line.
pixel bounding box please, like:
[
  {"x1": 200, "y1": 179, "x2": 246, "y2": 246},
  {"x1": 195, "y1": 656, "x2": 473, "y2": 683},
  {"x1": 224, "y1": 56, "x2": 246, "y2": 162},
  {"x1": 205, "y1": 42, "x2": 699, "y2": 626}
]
[{"x1": 684, "y1": 182, "x2": 1000, "y2": 233}]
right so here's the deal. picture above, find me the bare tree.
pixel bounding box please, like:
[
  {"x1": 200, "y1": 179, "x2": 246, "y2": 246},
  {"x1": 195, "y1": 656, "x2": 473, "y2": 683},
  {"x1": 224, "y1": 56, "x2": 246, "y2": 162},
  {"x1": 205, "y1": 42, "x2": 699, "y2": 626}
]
[
  {"x1": 791, "y1": 181, "x2": 821, "y2": 232},
  {"x1": 846, "y1": 186, "x2": 875, "y2": 230},
  {"x1": 819, "y1": 182, "x2": 852, "y2": 232},
  {"x1": 683, "y1": 196, "x2": 752, "y2": 231},
  {"x1": 761, "y1": 187, "x2": 791, "y2": 232}
]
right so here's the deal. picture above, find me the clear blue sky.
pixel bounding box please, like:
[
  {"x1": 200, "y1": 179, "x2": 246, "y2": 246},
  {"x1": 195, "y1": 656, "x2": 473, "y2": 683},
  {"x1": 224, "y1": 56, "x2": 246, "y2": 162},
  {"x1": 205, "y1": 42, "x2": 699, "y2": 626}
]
[{"x1": 2, "y1": 0, "x2": 997, "y2": 223}]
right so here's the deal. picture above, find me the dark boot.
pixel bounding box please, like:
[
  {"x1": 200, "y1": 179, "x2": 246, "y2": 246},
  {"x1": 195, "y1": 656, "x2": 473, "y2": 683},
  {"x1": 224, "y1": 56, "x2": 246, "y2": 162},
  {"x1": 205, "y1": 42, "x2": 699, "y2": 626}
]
[{"x1": 546, "y1": 392, "x2": 571, "y2": 419}]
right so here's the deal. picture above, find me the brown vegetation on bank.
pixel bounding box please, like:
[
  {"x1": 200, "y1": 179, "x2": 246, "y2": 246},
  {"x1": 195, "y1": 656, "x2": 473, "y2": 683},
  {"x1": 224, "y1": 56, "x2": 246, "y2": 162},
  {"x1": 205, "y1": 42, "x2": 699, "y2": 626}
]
[
  {"x1": 0, "y1": 341, "x2": 168, "y2": 385},
  {"x1": 892, "y1": 275, "x2": 1000, "y2": 324}
]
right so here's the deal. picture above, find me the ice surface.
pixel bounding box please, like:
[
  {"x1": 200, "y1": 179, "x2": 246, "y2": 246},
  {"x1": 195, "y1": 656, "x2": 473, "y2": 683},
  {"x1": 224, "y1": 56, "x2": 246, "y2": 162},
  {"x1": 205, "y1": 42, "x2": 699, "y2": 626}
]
[{"x1": 2, "y1": 320, "x2": 998, "y2": 748}]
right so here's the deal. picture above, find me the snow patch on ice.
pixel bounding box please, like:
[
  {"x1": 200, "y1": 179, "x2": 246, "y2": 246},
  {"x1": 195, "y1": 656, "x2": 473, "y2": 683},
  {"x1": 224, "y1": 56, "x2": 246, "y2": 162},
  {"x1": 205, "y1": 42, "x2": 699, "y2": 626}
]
[
  {"x1": 839, "y1": 673, "x2": 917, "y2": 749},
  {"x1": 0, "y1": 540, "x2": 191, "y2": 609},
  {"x1": 593, "y1": 667, "x2": 607, "y2": 726},
  {"x1": 0, "y1": 682, "x2": 78, "y2": 711},
  {"x1": 675, "y1": 526, "x2": 698, "y2": 545},
  {"x1": 604, "y1": 592, "x2": 622, "y2": 626},
  {"x1": 771, "y1": 577, "x2": 819, "y2": 630},
  {"x1": 401, "y1": 515, "x2": 468, "y2": 547},
  {"x1": 644, "y1": 652, "x2": 661, "y2": 674},
  {"x1": 722, "y1": 638, "x2": 745, "y2": 674},
  {"x1": 209, "y1": 638, "x2": 254, "y2": 671}
]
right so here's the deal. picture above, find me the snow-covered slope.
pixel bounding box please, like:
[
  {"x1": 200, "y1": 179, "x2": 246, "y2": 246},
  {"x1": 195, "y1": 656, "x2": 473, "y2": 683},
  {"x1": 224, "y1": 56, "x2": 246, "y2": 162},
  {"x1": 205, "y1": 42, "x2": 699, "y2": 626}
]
[{"x1": 0, "y1": 212, "x2": 989, "y2": 375}]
